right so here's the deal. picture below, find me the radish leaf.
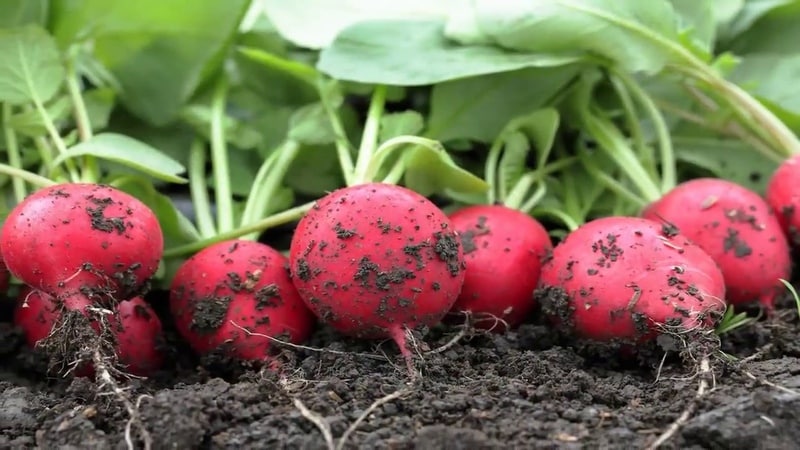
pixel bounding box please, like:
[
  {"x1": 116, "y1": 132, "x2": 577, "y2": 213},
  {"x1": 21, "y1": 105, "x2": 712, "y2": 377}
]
[
  {"x1": 444, "y1": 0, "x2": 694, "y2": 74},
  {"x1": 403, "y1": 140, "x2": 489, "y2": 196},
  {"x1": 53, "y1": 133, "x2": 188, "y2": 183},
  {"x1": 0, "y1": 25, "x2": 64, "y2": 105},
  {"x1": 318, "y1": 20, "x2": 581, "y2": 85},
  {"x1": 427, "y1": 65, "x2": 580, "y2": 142}
]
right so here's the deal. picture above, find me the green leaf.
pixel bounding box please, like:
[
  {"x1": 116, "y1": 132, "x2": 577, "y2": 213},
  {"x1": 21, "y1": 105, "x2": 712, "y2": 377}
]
[
  {"x1": 403, "y1": 141, "x2": 489, "y2": 196},
  {"x1": 51, "y1": 0, "x2": 251, "y2": 125},
  {"x1": 180, "y1": 104, "x2": 264, "y2": 150},
  {"x1": 0, "y1": 25, "x2": 65, "y2": 105},
  {"x1": 260, "y1": 0, "x2": 466, "y2": 49},
  {"x1": 83, "y1": 87, "x2": 115, "y2": 132},
  {"x1": 444, "y1": 0, "x2": 689, "y2": 74},
  {"x1": 721, "y1": 0, "x2": 794, "y2": 45},
  {"x1": 0, "y1": 0, "x2": 48, "y2": 27},
  {"x1": 380, "y1": 111, "x2": 425, "y2": 142},
  {"x1": 288, "y1": 103, "x2": 337, "y2": 145},
  {"x1": 498, "y1": 131, "x2": 531, "y2": 197},
  {"x1": 7, "y1": 95, "x2": 72, "y2": 138},
  {"x1": 53, "y1": 132, "x2": 188, "y2": 183},
  {"x1": 234, "y1": 47, "x2": 320, "y2": 106},
  {"x1": 673, "y1": 136, "x2": 779, "y2": 193},
  {"x1": 427, "y1": 66, "x2": 580, "y2": 142},
  {"x1": 668, "y1": 0, "x2": 716, "y2": 52},
  {"x1": 727, "y1": 1, "x2": 800, "y2": 54},
  {"x1": 318, "y1": 20, "x2": 581, "y2": 86},
  {"x1": 728, "y1": 53, "x2": 800, "y2": 117},
  {"x1": 285, "y1": 144, "x2": 346, "y2": 196}
]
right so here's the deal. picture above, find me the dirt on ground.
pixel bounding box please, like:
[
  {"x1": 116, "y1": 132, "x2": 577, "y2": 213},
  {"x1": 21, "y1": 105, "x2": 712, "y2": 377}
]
[{"x1": 1, "y1": 288, "x2": 799, "y2": 450}]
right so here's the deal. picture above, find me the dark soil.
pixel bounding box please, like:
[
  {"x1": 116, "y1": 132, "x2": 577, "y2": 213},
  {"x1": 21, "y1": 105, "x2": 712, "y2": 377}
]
[{"x1": 2, "y1": 290, "x2": 800, "y2": 450}]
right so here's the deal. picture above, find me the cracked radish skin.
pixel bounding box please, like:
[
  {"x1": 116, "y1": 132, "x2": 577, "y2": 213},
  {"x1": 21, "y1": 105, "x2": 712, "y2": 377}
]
[
  {"x1": 642, "y1": 178, "x2": 791, "y2": 310},
  {"x1": 535, "y1": 216, "x2": 727, "y2": 343},
  {"x1": 288, "y1": 183, "x2": 466, "y2": 364},
  {"x1": 169, "y1": 240, "x2": 316, "y2": 361},
  {"x1": 0, "y1": 183, "x2": 164, "y2": 303},
  {"x1": 448, "y1": 204, "x2": 552, "y2": 331}
]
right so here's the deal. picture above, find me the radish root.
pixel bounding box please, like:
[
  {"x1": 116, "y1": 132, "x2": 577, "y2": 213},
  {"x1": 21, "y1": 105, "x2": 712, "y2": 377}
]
[{"x1": 646, "y1": 355, "x2": 711, "y2": 449}]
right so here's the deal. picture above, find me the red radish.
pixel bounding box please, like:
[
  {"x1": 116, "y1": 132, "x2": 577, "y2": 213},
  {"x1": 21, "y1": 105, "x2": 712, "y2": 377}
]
[
  {"x1": 289, "y1": 183, "x2": 465, "y2": 371},
  {"x1": 447, "y1": 204, "x2": 552, "y2": 331},
  {"x1": 536, "y1": 216, "x2": 726, "y2": 344},
  {"x1": 766, "y1": 154, "x2": 800, "y2": 246},
  {"x1": 14, "y1": 287, "x2": 164, "y2": 377},
  {"x1": 169, "y1": 239, "x2": 315, "y2": 362},
  {"x1": 0, "y1": 183, "x2": 163, "y2": 303},
  {"x1": 642, "y1": 178, "x2": 791, "y2": 311}
]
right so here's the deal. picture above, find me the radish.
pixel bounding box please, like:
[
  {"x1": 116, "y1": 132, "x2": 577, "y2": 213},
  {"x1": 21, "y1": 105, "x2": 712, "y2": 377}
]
[
  {"x1": 14, "y1": 287, "x2": 164, "y2": 377},
  {"x1": 448, "y1": 205, "x2": 552, "y2": 331},
  {"x1": 0, "y1": 183, "x2": 163, "y2": 303},
  {"x1": 536, "y1": 216, "x2": 727, "y2": 344},
  {"x1": 169, "y1": 239, "x2": 315, "y2": 362},
  {"x1": 766, "y1": 154, "x2": 800, "y2": 246},
  {"x1": 288, "y1": 182, "x2": 466, "y2": 371},
  {"x1": 642, "y1": 178, "x2": 791, "y2": 311}
]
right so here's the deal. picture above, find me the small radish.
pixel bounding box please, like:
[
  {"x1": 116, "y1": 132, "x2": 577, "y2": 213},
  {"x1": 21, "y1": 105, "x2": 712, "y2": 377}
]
[
  {"x1": 169, "y1": 239, "x2": 315, "y2": 362},
  {"x1": 0, "y1": 183, "x2": 163, "y2": 303},
  {"x1": 536, "y1": 216, "x2": 727, "y2": 344},
  {"x1": 289, "y1": 183, "x2": 466, "y2": 371},
  {"x1": 766, "y1": 154, "x2": 800, "y2": 246},
  {"x1": 14, "y1": 287, "x2": 164, "y2": 377},
  {"x1": 447, "y1": 205, "x2": 552, "y2": 331},
  {"x1": 642, "y1": 178, "x2": 791, "y2": 311}
]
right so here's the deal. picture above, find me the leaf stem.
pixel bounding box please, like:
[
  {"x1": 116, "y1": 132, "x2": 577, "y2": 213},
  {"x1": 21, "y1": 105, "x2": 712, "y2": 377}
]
[
  {"x1": 65, "y1": 54, "x2": 98, "y2": 183},
  {"x1": 504, "y1": 156, "x2": 577, "y2": 210},
  {"x1": 613, "y1": 70, "x2": 676, "y2": 192},
  {"x1": 210, "y1": 77, "x2": 235, "y2": 233},
  {"x1": 484, "y1": 133, "x2": 506, "y2": 205},
  {"x1": 34, "y1": 96, "x2": 80, "y2": 182},
  {"x1": 2, "y1": 104, "x2": 28, "y2": 201},
  {"x1": 163, "y1": 201, "x2": 314, "y2": 258},
  {"x1": 317, "y1": 79, "x2": 355, "y2": 185},
  {"x1": 352, "y1": 85, "x2": 387, "y2": 185},
  {"x1": 188, "y1": 138, "x2": 217, "y2": 238},
  {"x1": 0, "y1": 162, "x2": 57, "y2": 188},
  {"x1": 240, "y1": 139, "x2": 301, "y2": 240},
  {"x1": 364, "y1": 135, "x2": 444, "y2": 182},
  {"x1": 581, "y1": 106, "x2": 663, "y2": 203}
]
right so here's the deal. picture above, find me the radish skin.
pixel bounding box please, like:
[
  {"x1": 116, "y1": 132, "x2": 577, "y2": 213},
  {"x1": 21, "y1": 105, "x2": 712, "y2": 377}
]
[
  {"x1": 0, "y1": 183, "x2": 163, "y2": 302},
  {"x1": 766, "y1": 154, "x2": 800, "y2": 246},
  {"x1": 289, "y1": 183, "x2": 466, "y2": 370},
  {"x1": 448, "y1": 205, "x2": 552, "y2": 331},
  {"x1": 169, "y1": 240, "x2": 316, "y2": 362},
  {"x1": 536, "y1": 216, "x2": 727, "y2": 344},
  {"x1": 642, "y1": 178, "x2": 791, "y2": 310}
]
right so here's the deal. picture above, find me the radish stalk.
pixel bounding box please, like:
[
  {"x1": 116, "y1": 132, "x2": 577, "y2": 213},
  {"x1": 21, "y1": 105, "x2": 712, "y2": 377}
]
[
  {"x1": 209, "y1": 78, "x2": 235, "y2": 234},
  {"x1": 188, "y1": 138, "x2": 217, "y2": 238},
  {"x1": 2, "y1": 103, "x2": 27, "y2": 202}
]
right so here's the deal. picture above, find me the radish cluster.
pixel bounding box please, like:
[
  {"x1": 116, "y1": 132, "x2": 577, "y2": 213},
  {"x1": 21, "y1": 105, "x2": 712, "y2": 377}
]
[{"x1": 2, "y1": 183, "x2": 166, "y2": 377}]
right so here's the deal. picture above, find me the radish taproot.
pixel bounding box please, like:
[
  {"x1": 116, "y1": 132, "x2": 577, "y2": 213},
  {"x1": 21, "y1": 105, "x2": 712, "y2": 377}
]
[
  {"x1": 535, "y1": 216, "x2": 727, "y2": 344},
  {"x1": 448, "y1": 205, "x2": 552, "y2": 331},
  {"x1": 766, "y1": 154, "x2": 800, "y2": 246},
  {"x1": 0, "y1": 183, "x2": 164, "y2": 302},
  {"x1": 289, "y1": 183, "x2": 466, "y2": 371},
  {"x1": 14, "y1": 287, "x2": 164, "y2": 377},
  {"x1": 642, "y1": 178, "x2": 791, "y2": 311},
  {"x1": 169, "y1": 240, "x2": 315, "y2": 362}
]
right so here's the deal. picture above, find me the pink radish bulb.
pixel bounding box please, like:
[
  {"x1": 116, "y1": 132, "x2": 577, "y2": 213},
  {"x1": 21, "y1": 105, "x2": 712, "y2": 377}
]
[
  {"x1": 448, "y1": 204, "x2": 552, "y2": 331},
  {"x1": 766, "y1": 154, "x2": 800, "y2": 246},
  {"x1": 169, "y1": 240, "x2": 316, "y2": 362},
  {"x1": 289, "y1": 183, "x2": 466, "y2": 370},
  {"x1": 14, "y1": 287, "x2": 164, "y2": 377},
  {"x1": 0, "y1": 183, "x2": 163, "y2": 303},
  {"x1": 642, "y1": 178, "x2": 791, "y2": 310},
  {"x1": 536, "y1": 216, "x2": 727, "y2": 344}
]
